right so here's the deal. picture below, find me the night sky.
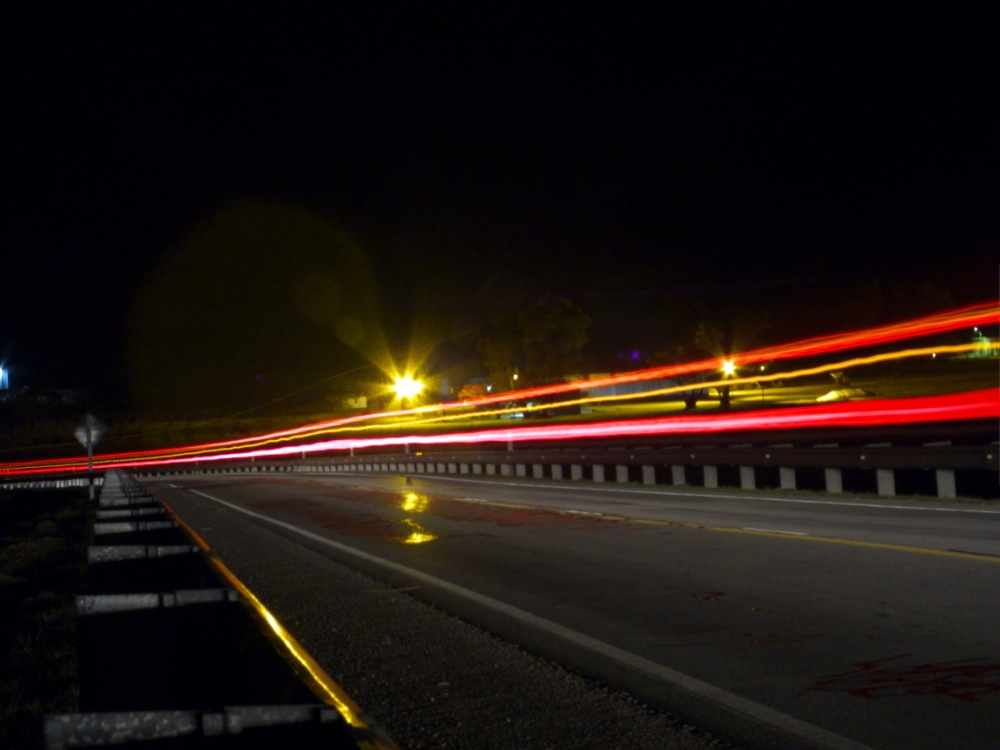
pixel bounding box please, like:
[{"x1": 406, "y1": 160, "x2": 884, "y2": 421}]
[{"x1": 2, "y1": 5, "x2": 997, "y2": 412}]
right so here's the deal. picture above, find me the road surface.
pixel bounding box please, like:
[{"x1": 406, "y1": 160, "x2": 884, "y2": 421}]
[{"x1": 148, "y1": 472, "x2": 1000, "y2": 749}]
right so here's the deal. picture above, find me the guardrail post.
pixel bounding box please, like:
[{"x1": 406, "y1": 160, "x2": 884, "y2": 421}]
[
  {"x1": 671, "y1": 465, "x2": 686, "y2": 486},
  {"x1": 824, "y1": 468, "x2": 843, "y2": 493},
  {"x1": 642, "y1": 466, "x2": 655, "y2": 485},
  {"x1": 516, "y1": 464, "x2": 527, "y2": 477},
  {"x1": 593, "y1": 465, "x2": 605, "y2": 483},
  {"x1": 571, "y1": 465, "x2": 583, "y2": 481},
  {"x1": 487, "y1": 464, "x2": 496, "y2": 475},
  {"x1": 780, "y1": 467, "x2": 796, "y2": 490},
  {"x1": 552, "y1": 464, "x2": 564, "y2": 480},
  {"x1": 936, "y1": 469, "x2": 956, "y2": 499},
  {"x1": 876, "y1": 468, "x2": 895, "y2": 497},
  {"x1": 500, "y1": 464, "x2": 513, "y2": 477},
  {"x1": 739, "y1": 466, "x2": 755, "y2": 490},
  {"x1": 533, "y1": 464, "x2": 544, "y2": 479},
  {"x1": 703, "y1": 465, "x2": 718, "y2": 488},
  {"x1": 616, "y1": 465, "x2": 629, "y2": 483}
]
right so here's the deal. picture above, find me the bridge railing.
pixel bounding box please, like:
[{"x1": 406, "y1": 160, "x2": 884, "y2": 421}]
[{"x1": 134, "y1": 440, "x2": 999, "y2": 500}]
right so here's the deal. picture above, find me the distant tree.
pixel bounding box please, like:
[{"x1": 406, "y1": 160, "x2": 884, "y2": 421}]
[
  {"x1": 690, "y1": 305, "x2": 771, "y2": 412},
  {"x1": 476, "y1": 295, "x2": 590, "y2": 388},
  {"x1": 692, "y1": 308, "x2": 771, "y2": 358},
  {"x1": 884, "y1": 279, "x2": 954, "y2": 322},
  {"x1": 520, "y1": 296, "x2": 591, "y2": 382},
  {"x1": 477, "y1": 326, "x2": 519, "y2": 388}
]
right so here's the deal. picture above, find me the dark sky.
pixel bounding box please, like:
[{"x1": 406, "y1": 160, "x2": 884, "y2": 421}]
[{"x1": 2, "y1": 5, "x2": 997, "y2": 406}]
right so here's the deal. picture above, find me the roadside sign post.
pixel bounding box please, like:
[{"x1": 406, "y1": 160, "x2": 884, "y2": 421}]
[{"x1": 74, "y1": 413, "x2": 106, "y2": 500}]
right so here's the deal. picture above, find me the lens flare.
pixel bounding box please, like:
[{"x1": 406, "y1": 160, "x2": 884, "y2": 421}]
[{"x1": 391, "y1": 375, "x2": 424, "y2": 400}]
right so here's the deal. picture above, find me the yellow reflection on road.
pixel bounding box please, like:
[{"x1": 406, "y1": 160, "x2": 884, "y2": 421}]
[
  {"x1": 402, "y1": 518, "x2": 436, "y2": 544},
  {"x1": 401, "y1": 492, "x2": 429, "y2": 513}
]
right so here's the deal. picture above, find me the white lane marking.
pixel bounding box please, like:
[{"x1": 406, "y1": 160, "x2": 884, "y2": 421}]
[
  {"x1": 743, "y1": 527, "x2": 810, "y2": 536},
  {"x1": 188, "y1": 487, "x2": 874, "y2": 750},
  {"x1": 167, "y1": 484, "x2": 179, "y2": 488},
  {"x1": 372, "y1": 473, "x2": 1000, "y2": 515}
]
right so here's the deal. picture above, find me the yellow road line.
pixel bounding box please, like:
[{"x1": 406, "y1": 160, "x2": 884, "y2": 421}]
[
  {"x1": 162, "y1": 499, "x2": 396, "y2": 749},
  {"x1": 443, "y1": 495, "x2": 1000, "y2": 564}
]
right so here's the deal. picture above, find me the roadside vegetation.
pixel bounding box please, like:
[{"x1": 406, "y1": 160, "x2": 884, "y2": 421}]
[{"x1": 0, "y1": 488, "x2": 92, "y2": 748}]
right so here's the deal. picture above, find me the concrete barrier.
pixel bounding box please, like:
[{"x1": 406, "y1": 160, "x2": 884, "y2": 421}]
[
  {"x1": 877, "y1": 468, "x2": 895, "y2": 497},
  {"x1": 824, "y1": 468, "x2": 842, "y2": 494},
  {"x1": 937, "y1": 469, "x2": 956, "y2": 499},
  {"x1": 780, "y1": 467, "x2": 796, "y2": 490}
]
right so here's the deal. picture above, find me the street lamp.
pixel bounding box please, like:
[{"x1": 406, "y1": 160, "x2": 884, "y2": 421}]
[{"x1": 391, "y1": 375, "x2": 424, "y2": 400}]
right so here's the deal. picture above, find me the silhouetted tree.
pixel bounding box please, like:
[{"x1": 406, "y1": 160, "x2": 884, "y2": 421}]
[{"x1": 477, "y1": 295, "x2": 590, "y2": 388}]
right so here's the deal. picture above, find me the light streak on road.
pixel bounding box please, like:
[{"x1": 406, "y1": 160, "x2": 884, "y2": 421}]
[
  {"x1": 1, "y1": 304, "x2": 996, "y2": 476},
  {"x1": 0, "y1": 341, "x2": 986, "y2": 473},
  {"x1": 6, "y1": 389, "x2": 997, "y2": 476}
]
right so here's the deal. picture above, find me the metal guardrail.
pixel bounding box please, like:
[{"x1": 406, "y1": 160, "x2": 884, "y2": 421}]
[
  {"x1": 1, "y1": 475, "x2": 104, "y2": 490},
  {"x1": 136, "y1": 440, "x2": 999, "y2": 500}
]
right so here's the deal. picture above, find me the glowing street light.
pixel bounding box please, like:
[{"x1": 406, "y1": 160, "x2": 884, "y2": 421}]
[
  {"x1": 721, "y1": 359, "x2": 736, "y2": 376},
  {"x1": 391, "y1": 375, "x2": 424, "y2": 400}
]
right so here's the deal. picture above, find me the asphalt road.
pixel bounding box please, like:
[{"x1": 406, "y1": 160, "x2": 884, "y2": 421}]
[{"x1": 149, "y1": 473, "x2": 1000, "y2": 750}]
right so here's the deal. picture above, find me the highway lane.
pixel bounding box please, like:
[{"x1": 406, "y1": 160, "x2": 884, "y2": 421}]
[{"x1": 149, "y1": 473, "x2": 1000, "y2": 750}]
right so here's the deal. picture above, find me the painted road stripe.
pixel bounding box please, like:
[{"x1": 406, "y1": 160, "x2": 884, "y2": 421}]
[
  {"x1": 168, "y1": 473, "x2": 1000, "y2": 563},
  {"x1": 187, "y1": 487, "x2": 874, "y2": 750},
  {"x1": 395, "y1": 473, "x2": 1000, "y2": 514},
  {"x1": 196, "y1": 471, "x2": 1000, "y2": 515},
  {"x1": 742, "y1": 527, "x2": 810, "y2": 536},
  {"x1": 299, "y1": 474, "x2": 1000, "y2": 564}
]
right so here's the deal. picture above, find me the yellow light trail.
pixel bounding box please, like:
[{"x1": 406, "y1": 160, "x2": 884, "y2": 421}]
[
  {"x1": 6, "y1": 302, "x2": 996, "y2": 474},
  {"x1": 52, "y1": 341, "x2": 984, "y2": 471}
]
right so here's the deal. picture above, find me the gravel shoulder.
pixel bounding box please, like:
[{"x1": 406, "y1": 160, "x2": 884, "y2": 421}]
[{"x1": 163, "y1": 488, "x2": 739, "y2": 750}]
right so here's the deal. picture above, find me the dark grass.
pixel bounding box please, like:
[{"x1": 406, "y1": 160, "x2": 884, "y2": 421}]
[{"x1": 0, "y1": 488, "x2": 92, "y2": 749}]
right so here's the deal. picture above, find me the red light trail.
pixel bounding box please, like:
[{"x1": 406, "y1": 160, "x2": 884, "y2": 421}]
[
  {"x1": 7, "y1": 389, "x2": 997, "y2": 476},
  {"x1": 3, "y1": 300, "x2": 995, "y2": 475}
]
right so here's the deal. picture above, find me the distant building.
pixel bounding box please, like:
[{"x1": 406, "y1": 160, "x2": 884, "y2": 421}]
[
  {"x1": 583, "y1": 377, "x2": 682, "y2": 399},
  {"x1": 343, "y1": 395, "x2": 368, "y2": 409}
]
